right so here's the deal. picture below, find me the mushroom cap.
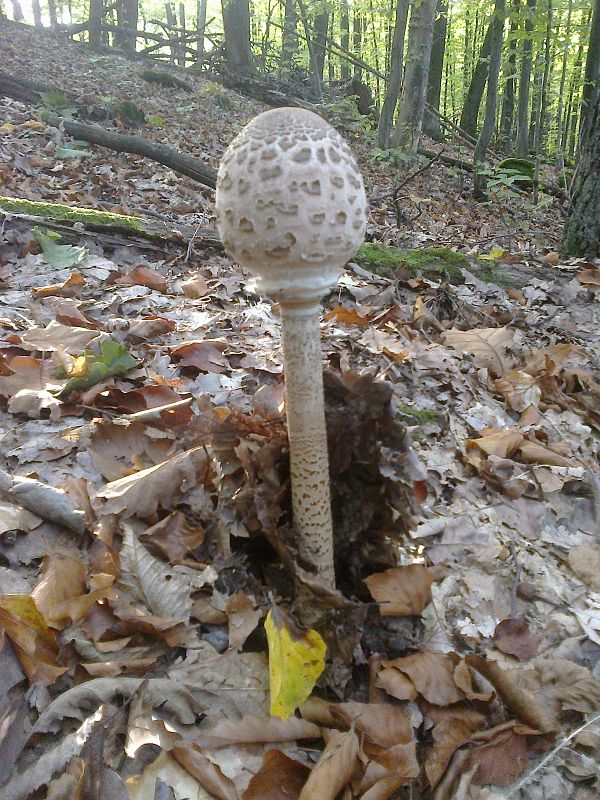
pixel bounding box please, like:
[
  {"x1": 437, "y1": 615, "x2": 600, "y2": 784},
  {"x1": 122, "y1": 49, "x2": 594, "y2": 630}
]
[{"x1": 215, "y1": 107, "x2": 367, "y2": 302}]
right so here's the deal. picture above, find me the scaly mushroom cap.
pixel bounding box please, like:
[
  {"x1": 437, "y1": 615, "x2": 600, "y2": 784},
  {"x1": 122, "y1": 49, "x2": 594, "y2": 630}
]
[{"x1": 215, "y1": 107, "x2": 367, "y2": 302}]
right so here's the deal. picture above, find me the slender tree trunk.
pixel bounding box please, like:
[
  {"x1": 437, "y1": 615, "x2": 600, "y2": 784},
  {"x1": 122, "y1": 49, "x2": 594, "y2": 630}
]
[
  {"x1": 555, "y1": 0, "x2": 572, "y2": 169},
  {"x1": 423, "y1": 0, "x2": 448, "y2": 139},
  {"x1": 473, "y1": 0, "x2": 506, "y2": 197},
  {"x1": 562, "y1": 87, "x2": 600, "y2": 257},
  {"x1": 115, "y1": 0, "x2": 138, "y2": 52},
  {"x1": 580, "y1": 0, "x2": 600, "y2": 133},
  {"x1": 32, "y1": 0, "x2": 42, "y2": 26},
  {"x1": 515, "y1": 0, "x2": 536, "y2": 156},
  {"x1": 567, "y1": 39, "x2": 585, "y2": 158},
  {"x1": 459, "y1": 21, "x2": 493, "y2": 137},
  {"x1": 534, "y1": 0, "x2": 552, "y2": 155},
  {"x1": 296, "y1": 0, "x2": 323, "y2": 98},
  {"x1": 221, "y1": 0, "x2": 257, "y2": 76},
  {"x1": 178, "y1": 2, "x2": 186, "y2": 65},
  {"x1": 196, "y1": 0, "x2": 207, "y2": 62},
  {"x1": 377, "y1": 0, "x2": 409, "y2": 148},
  {"x1": 47, "y1": 0, "x2": 57, "y2": 27},
  {"x1": 499, "y1": 0, "x2": 519, "y2": 151},
  {"x1": 369, "y1": 0, "x2": 381, "y2": 99},
  {"x1": 463, "y1": 6, "x2": 471, "y2": 94},
  {"x1": 165, "y1": 2, "x2": 177, "y2": 62},
  {"x1": 10, "y1": 0, "x2": 23, "y2": 20},
  {"x1": 353, "y1": 11, "x2": 363, "y2": 80},
  {"x1": 340, "y1": 0, "x2": 350, "y2": 79},
  {"x1": 280, "y1": 0, "x2": 298, "y2": 76},
  {"x1": 312, "y1": 9, "x2": 329, "y2": 82},
  {"x1": 393, "y1": 0, "x2": 438, "y2": 152},
  {"x1": 88, "y1": 0, "x2": 103, "y2": 46}
]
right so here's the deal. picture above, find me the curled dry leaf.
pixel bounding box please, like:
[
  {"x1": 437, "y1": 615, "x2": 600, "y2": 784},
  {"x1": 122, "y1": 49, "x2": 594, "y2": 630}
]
[
  {"x1": 97, "y1": 446, "x2": 208, "y2": 517},
  {"x1": 139, "y1": 510, "x2": 205, "y2": 563},
  {"x1": 298, "y1": 729, "x2": 360, "y2": 800},
  {"x1": 124, "y1": 315, "x2": 177, "y2": 340},
  {"x1": 31, "y1": 271, "x2": 85, "y2": 299},
  {"x1": 494, "y1": 617, "x2": 540, "y2": 662},
  {"x1": 0, "y1": 502, "x2": 41, "y2": 535},
  {"x1": 226, "y1": 591, "x2": 262, "y2": 650},
  {"x1": 197, "y1": 713, "x2": 321, "y2": 749},
  {"x1": 111, "y1": 266, "x2": 167, "y2": 292},
  {"x1": 357, "y1": 743, "x2": 419, "y2": 798},
  {"x1": 171, "y1": 340, "x2": 230, "y2": 374},
  {"x1": 329, "y1": 701, "x2": 413, "y2": 749},
  {"x1": 364, "y1": 564, "x2": 433, "y2": 616},
  {"x1": 126, "y1": 750, "x2": 214, "y2": 800},
  {"x1": 0, "y1": 594, "x2": 66, "y2": 685},
  {"x1": 243, "y1": 749, "x2": 310, "y2": 800},
  {"x1": 376, "y1": 667, "x2": 418, "y2": 701},
  {"x1": 172, "y1": 742, "x2": 240, "y2": 800},
  {"x1": 423, "y1": 705, "x2": 486, "y2": 788},
  {"x1": 441, "y1": 327, "x2": 517, "y2": 377},
  {"x1": 382, "y1": 651, "x2": 464, "y2": 706},
  {"x1": 31, "y1": 547, "x2": 87, "y2": 625},
  {"x1": 21, "y1": 320, "x2": 101, "y2": 353}
]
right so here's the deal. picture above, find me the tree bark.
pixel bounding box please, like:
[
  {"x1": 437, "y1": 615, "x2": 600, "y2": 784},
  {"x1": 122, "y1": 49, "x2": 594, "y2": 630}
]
[
  {"x1": 280, "y1": 0, "x2": 298, "y2": 76},
  {"x1": 196, "y1": 0, "x2": 207, "y2": 62},
  {"x1": 312, "y1": 8, "x2": 329, "y2": 82},
  {"x1": 221, "y1": 0, "x2": 256, "y2": 77},
  {"x1": 562, "y1": 87, "x2": 600, "y2": 257},
  {"x1": 393, "y1": 0, "x2": 437, "y2": 152},
  {"x1": 32, "y1": 0, "x2": 42, "y2": 26},
  {"x1": 473, "y1": 0, "x2": 506, "y2": 198},
  {"x1": 340, "y1": 0, "x2": 350, "y2": 79},
  {"x1": 377, "y1": 0, "x2": 409, "y2": 148},
  {"x1": 10, "y1": 0, "x2": 24, "y2": 20},
  {"x1": 515, "y1": 0, "x2": 536, "y2": 156},
  {"x1": 48, "y1": 0, "x2": 58, "y2": 28},
  {"x1": 498, "y1": 0, "x2": 518, "y2": 151},
  {"x1": 353, "y1": 11, "x2": 363, "y2": 80},
  {"x1": 459, "y1": 21, "x2": 493, "y2": 137},
  {"x1": 423, "y1": 0, "x2": 448, "y2": 140},
  {"x1": 554, "y1": 0, "x2": 572, "y2": 169},
  {"x1": 88, "y1": 0, "x2": 103, "y2": 47},
  {"x1": 580, "y1": 0, "x2": 600, "y2": 133},
  {"x1": 115, "y1": 0, "x2": 138, "y2": 52}
]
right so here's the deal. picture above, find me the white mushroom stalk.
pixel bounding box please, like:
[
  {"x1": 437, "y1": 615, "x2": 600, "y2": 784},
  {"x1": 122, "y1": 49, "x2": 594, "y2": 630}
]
[{"x1": 215, "y1": 107, "x2": 367, "y2": 585}]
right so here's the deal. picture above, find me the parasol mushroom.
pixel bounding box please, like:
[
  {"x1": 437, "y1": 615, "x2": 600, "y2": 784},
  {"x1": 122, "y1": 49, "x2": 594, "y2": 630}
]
[{"x1": 215, "y1": 107, "x2": 367, "y2": 584}]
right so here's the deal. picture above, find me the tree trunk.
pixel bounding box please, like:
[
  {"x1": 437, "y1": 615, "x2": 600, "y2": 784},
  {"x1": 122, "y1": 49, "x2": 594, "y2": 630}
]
[
  {"x1": 459, "y1": 21, "x2": 493, "y2": 137},
  {"x1": 561, "y1": 88, "x2": 600, "y2": 257},
  {"x1": 312, "y1": 9, "x2": 329, "y2": 82},
  {"x1": 115, "y1": 0, "x2": 138, "y2": 52},
  {"x1": 178, "y1": 2, "x2": 186, "y2": 65},
  {"x1": 221, "y1": 0, "x2": 256, "y2": 77},
  {"x1": 534, "y1": 0, "x2": 552, "y2": 155},
  {"x1": 32, "y1": 0, "x2": 42, "y2": 26},
  {"x1": 473, "y1": 0, "x2": 506, "y2": 198},
  {"x1": 340, "y1": 0, "x2": 350, "y2": 79},
  {"x1": 47, "y1": 0, "x2": 58, "y2": 28},
  {"x1": 580, "y1": 0, "x2": 600, "y2": 133},
  {"x1": 353, "y1": 11, "x2": 363, "y2": 80},
  {"x1": 499, "y1": 0, "x2": 519, "y2": 151},
  {"x1": 393, "y1": 0, "x2": 438, "y2": 152},
  {"x1": 196, "y1": 0, "x2": 207, "y2": 62},
  {"x1": 423, "y1": 0, "x2": 448, "y2": 140},
  {"x1": 280, "y1": 0, "x2": 298, "y2": 76},
  {"x1": 515, "y1": 0, "x2": 536, "y2": 156},
  {"x1": 377, "y1": 0, "x2": 409, "y2": 148},
  {"x1": 554, "y1": 0, "x2": 572, "y2": 169},
  {"x1": 88, "y1": 0, "x2": 103, "y2": 46},
  {"x1": 10, "y1": 0, "x2": 24, "y2": 20},
  {"x1": 165, "y1": 2, "x2": 177, "y2": 62}
]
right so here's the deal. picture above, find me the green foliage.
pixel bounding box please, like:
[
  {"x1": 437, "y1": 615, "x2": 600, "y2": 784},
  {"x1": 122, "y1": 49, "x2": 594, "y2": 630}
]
[
  {"x1": 56, "y1": 339, "x2": 140, "y2": 396},
  {"x1": 356, "y1": 243, "x2": 467, "y2": 282},
  {"x1": 32, "y1": 227, "x2": 88, "y2": 270},
  {"x1": 146, "y1": 114, "x2": 166, "y2": 128},
  {"x1": 497, "y1": 158, "x2": 535, "y2": 181},
  {"x1": 201, "y1": 83, "x2": 232, "y2": 109},
  {"x1": 323, "y1": 96, "x2": 372, "y2": 134},
  {"x1": 140, "y1": 69, "x2": 193, "y2": 92},
  {"x1": 40, "y1": 91, "x2": 77, "y2": 117},
  {"x1": 113, "y1": 100, "x2": 146, "y2": 126},
  {"x1": 368, "y1": 148, "x2": 415, "y2": 169}
]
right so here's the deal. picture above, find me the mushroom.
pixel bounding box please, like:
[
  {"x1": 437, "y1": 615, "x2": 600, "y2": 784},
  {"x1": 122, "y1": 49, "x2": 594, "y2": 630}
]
[{"x1": 215, "y1": 107, "x2": 367, "y2": 584}]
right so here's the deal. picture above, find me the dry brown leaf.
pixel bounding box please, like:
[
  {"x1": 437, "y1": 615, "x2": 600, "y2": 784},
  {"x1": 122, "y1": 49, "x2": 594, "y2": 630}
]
[
  {"x1": 181, "y1": 276, "x2": 210, "y2": 298},
  {"x1": 226, "y1": 591, "x2": 262, "y2": 650},
  {"x1": 243, "y1": 749, "x2": 310, "y2": 800},
  {"x1": 357, "y1": 743, "x2": 419, "y2": 798},
  {"x1": 383, "y1": 651, "x2": 464, "y2": 706},
  {"x1": 31, "y1": 548, "x2": 87, "y2": 626},
  {"x1": 21, "y1": 321, "x2": 100, "y2": 353},
  {"x1": 324, "y1": 306, "x2": 370, "y2": 327},
  {"x1": 423, "y1": 705, "x2": 486, "y2": 788},
  {"x1": 0, "y1": 502, "x2": 41, "y2": 535},
  {"x1": 330, "y1": 701, "x2": 413, "y2": 748},
  {"x1": 376, "y1": 667, "x2": 418, "y2": 701},
  {"x1": 364, "y1": 564, "x2": 433, "y2": 616},
  {"x1": 467, "y1": 429, "x2": 523, "y2": 459},
  {"x1": 569, "y1": 546, "x2": 600, "y2": 592},
  {"x1": 171, "y1": 340, "x2": 229, "y2": 374},
  {"x1": 139, "y1": 510, "x2": 205, "y2": 563},
  {"x1": 125, "y1": 751, "x2": 213, "y2": 800},
  {"x1": 298, "y1": 729, "x2": 360, "y2": 800},
  {"x1": 97, "y1": 446, "x2": 208, "y2": 517},
  {"x1": 125, "y1": 316, "x2": 177, "y2": 340},
  {"x1": 494, "y1": 617, "x2": 540, "y2": 662},
  {"x1": 32, "y1": 271, "x2": 85, "y2": 299},
  {"x1": 111, "y1": 266, "x2": 167, "y2": 292},
  {"x1": 494, "y1": 370, "x2": 541, "y2": 412},
  {"x1": 198, "y1": 714, "x2": 321, "y2": 749},
  {"x1": 172, "y1": 742, "x2": 240, "y2": 800},
  {"x1": 517, "y1": 440, "x2": 577, "y2": 467},
  {"x1": 442, "y1": 327, "x2": 517, "y2": 376},
  {"x1": 0, "y1": 355, "x2": 63, "y2": 399},
  {"x1": 468, "y1": 729, "x2": 549, "y2": 786},
  {"x1": 453, "y1": 660, "x2": 495, "y2": 702}
]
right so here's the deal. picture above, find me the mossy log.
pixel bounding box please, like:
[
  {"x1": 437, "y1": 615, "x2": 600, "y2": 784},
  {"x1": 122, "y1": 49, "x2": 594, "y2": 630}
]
[{"x1": 0, "y1": 196, "x2": 222, "y2": 249}]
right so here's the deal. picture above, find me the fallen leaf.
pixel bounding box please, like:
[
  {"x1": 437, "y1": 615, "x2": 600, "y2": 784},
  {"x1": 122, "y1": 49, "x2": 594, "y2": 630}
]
[
  {"x1": 364, "y1": 564, "x2": 433, "y2": 616},
  {"x1": 198, "y1": 714, "x2": 321, "y2": 749},
  {"x1": 171, "y1": 340, "x2": 229, "y2": 374},
  {"x1": 568, "y1": 546, "x2": 600, "y2": 592},
  {"x1": 382, "y1": 651, "x2": 464, "y2": 705},
  {"x1": 171, "y1": 742, "x2": 240, "y2": 800},
  {"x1": 265, "y1": 604, "x2": 327, "y2": 720},
  {"x1": 139, "y1": 510, "x2": 205, "y2": 563},
  {"x1": 298, "y1": 729, "x2": 360, "y2": 800},
  {"x1": 31, "y1": 271, "x2": 85, "y2": 299},
  {"x1": 243, "y1": 749, "x2": 309, "y2": 800},
  {"x1": 442, "y1": 327, "x2": 517, "y2": 376},
  {"x1": 111, "y1": 266, "x2": 167, "y2": 292},
  {"x1": 32, "y1": 227, "x2": 88, "y2": 270},
  {"x1": 469, "y1": 729, "x2": 549, "y2": 786},
  {"x1": 424, "y1": 705, "x2": 486, "y2": 788},
  {"x1": 226, "y1": 591, "x2": 262, "y2": 650},
  {"x1": 494, "y1": 617, "x2": 540, "y2": 661}
]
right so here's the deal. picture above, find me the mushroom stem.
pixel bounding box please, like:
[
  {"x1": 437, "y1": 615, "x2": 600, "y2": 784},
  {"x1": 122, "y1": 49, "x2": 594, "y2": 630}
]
[{"x1": 280, "y1": 300, "x2": 334, "y2": 584}]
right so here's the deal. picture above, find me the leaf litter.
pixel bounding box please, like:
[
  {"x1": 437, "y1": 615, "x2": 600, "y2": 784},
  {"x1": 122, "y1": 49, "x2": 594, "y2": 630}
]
[{"x1": 0, "y1": 20, "x2": 599, "y2": 800}]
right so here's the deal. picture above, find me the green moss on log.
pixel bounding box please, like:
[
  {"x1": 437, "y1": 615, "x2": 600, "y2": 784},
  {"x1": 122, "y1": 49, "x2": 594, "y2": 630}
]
[
  {"x1": 0, "y1": 196, "x2": 145, "y2": 232},
  {"x1": 141, "y1": 69, "x2": 193, "y2": 93},
  {"x1": 356, "y1": 243, "x2": 467, "y2": 282}
]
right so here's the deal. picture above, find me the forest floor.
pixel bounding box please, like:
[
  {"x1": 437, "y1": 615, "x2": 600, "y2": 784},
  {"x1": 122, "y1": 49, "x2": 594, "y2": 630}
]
[{"x1": 0, "y1": 19, "x2": 600, "y2": 800}]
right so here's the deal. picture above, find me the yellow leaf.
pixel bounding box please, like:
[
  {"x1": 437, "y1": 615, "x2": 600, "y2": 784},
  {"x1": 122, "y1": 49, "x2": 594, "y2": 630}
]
[{"x1": 265, "y1": 605, "x2": 326, "y2": 720}]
